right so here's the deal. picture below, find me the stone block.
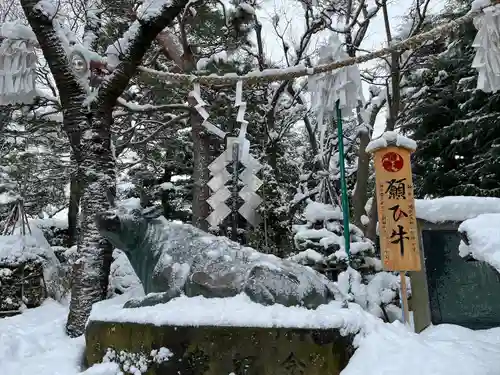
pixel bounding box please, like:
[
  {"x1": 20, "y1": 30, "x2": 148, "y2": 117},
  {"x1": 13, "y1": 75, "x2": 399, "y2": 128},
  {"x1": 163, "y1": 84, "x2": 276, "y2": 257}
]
[{"x1": 85, "y1": 320, "x2": 354, "y2": 375}]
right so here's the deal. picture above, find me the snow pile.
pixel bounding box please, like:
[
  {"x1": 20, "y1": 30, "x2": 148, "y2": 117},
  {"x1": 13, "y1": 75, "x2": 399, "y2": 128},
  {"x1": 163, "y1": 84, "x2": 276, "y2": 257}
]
[
  {"x1": 0, "y1": 299, "x2": 85, "y2": 375},
  {"x1": 342, "y1": 323, "x2": 500, "y2": 375},
  {"x1": 0, "y1": 231, "x2": 65, "y2": 301},
  {"x1": 0, "y1": 235, "x2": 51, "y2": 265},
  {"x1": 336, "y1": 269, "x2": 406, "y2": 322},
  {"x1": 108, "y1": 249, "x2": 143, "y2": 297},
  {"x1": 0, "y1": 299, "x2": 126, "y2": 375},
  {"x1": 458, "y1": 213, "x2": 500, "y2": 272},
  {"x1": 303, "y1": 201, "x2": 342, "y2": 222},
  {"x1": 365, "y1": 131, "x2": 417, "y2": 153},
  {"x1": 30, "y1": 217, "x2": 68, "y2": 230},
  {"x1": 102, "y1": 347, "x2": 172, "y2": 374},
  {"x1": 415, "y1": 196, "x2": 500, "y2": 223},
  {"x1": 89, "y1": 293, "x2": 374, "y2": 333}
]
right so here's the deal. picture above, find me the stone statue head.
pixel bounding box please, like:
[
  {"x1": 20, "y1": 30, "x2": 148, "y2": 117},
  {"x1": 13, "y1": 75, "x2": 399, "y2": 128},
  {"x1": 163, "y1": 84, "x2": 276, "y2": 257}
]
[{"x1": 95, "y1": 193, "x2": 163, "y2": 256}]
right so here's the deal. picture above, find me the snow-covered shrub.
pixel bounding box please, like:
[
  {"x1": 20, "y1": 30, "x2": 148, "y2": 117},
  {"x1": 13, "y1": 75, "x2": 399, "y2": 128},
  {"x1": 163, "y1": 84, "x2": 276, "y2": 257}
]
[
  {"x1": 291, "y1": 201, "x2": 377, "y2": 279},
  {"x1": 336, "y1": 267, "x2": 409, "y2": 322},
  {"x1": 102, "y1": 347, "x2": 173, "y2": 375},
  {"x1": 0, "y1": 232, "x2": 63, "y2": 308},
  {"x1": 290, "y1": 201, "x2": 405, "y2": 322}
]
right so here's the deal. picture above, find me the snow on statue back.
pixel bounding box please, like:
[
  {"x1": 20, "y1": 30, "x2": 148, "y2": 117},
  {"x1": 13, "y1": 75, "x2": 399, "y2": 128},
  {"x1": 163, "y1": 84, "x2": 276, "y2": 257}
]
[{"x1": 95, "y1": 198, "x2": 337, "y2": 309}]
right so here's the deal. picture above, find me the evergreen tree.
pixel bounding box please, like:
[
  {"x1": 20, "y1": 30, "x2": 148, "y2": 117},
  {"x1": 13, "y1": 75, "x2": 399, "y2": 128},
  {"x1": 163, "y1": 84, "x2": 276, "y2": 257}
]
[
  {"x1": 0, "y1": 101, "x2": 68, "y2": 221},
  {"x1": 398, "y1": 1, "x2": 500, "y2": 198},
  {"x1": 291, "y1": 201, "x2": 376, "y2": 281}
]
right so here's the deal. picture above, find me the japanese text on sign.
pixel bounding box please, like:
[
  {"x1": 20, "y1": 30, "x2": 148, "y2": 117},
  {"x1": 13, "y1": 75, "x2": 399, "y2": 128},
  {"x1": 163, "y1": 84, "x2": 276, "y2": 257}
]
[{"x1": 374, "y1": 147, "x2": 421, "y2": 271}]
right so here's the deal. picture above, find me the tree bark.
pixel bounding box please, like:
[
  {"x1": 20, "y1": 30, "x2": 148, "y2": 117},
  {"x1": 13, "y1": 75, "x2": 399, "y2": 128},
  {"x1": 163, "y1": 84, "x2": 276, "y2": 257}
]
[
  {"x1": 366, "y1": 195, "x2": 378, "y2": 241},
  {"x1": 352, "y1": 130, "x2": 370, "y2": 229},
  {"x1": 190, "y1": 99, "x2": 210, "y2": 231},
  {"x1": 66, "y1": 110, "x2": 116, "y2": 337},
  {"x1": 22, "y1": 0, "x2": 190, "y2": 337},
  {"x1": 67, "y1": 166, "x2": 82, "y2": 247}
]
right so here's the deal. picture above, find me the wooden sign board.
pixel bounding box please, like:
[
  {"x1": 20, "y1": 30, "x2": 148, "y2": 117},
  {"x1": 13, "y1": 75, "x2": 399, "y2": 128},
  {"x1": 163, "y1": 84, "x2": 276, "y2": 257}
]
[{"x1": 373, "y1": 146, "x2": 421, "y2": 271}]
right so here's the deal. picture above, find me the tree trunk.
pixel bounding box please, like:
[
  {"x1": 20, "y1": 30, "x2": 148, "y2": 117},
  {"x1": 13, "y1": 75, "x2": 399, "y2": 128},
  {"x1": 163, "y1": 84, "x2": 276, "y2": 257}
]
[
  {"x1": 352, "y1": 130, "x2": 370, "y2": 229},
  {"x1": 66, "y1": 110, "x2": 116, "y2": 337},
  {"x1": 190, "y1": 98, "x2": 210, "y2": 231},
  {"x1": 366, "y1": 196, "x2": 378, "y2": 241},
  {"x1": 67, "y1": 164, "x2": 82, "y2": 247}
]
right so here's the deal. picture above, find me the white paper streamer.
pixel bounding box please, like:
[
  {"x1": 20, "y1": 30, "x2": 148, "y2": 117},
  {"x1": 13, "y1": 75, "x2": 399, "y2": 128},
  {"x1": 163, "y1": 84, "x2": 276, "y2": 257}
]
[
  {"x1": 188, "y1": 83, "x2": 227, "y2": 138},
  {"x1": 234, "y1": 80, "x2": 250, "y2": 162},
  {"x1": 472, "y1": 3, "x2": 500, "y2": 93},
  {"x1": 0, "y1": 39, "x2": 37, "y2": 105},
  {"x1": 308, "y1": 34, "x2": 364, "y2": 157}
]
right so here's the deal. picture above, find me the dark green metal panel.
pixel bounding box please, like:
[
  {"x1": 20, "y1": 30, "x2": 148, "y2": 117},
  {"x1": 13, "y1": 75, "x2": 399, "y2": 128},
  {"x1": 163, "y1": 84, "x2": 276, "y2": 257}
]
[{"x1": 422, "y1": 229, "x2": 500, "y2": 329}]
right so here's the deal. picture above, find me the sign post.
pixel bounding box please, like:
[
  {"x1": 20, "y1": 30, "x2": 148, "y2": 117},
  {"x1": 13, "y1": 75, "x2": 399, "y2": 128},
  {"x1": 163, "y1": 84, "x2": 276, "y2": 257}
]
[{"x1": 366, "y1": 132, "x2": 420, "y2": 325}]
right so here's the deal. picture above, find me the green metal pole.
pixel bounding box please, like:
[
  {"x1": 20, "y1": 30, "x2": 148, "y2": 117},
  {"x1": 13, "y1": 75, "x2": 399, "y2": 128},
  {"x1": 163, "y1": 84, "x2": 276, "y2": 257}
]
[{"x1": 336, "y1": 100, "x2": 351, "y2": 263}]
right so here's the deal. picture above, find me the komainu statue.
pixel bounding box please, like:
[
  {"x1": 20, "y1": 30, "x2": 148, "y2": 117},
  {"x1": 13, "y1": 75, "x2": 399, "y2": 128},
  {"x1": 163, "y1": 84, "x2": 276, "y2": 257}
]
[{"x1": 95, "y1": 199, "x2": 340, "y2": 309}]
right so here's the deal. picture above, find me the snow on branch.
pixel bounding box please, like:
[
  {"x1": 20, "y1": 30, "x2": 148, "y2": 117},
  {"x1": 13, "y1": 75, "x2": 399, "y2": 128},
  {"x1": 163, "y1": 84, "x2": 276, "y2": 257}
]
[
  {"x1": 0, "y1": 21, "x2": 37, "y2": 42},
  {"x1": 138, "y1": 2, "x2": 495, "y2": 86},
  {"x1": 97, "y1": 0, "x2": 191, "y2": 105},
  {"x1": 116, "y1": 97, "x2": 190, "y2": 113}
]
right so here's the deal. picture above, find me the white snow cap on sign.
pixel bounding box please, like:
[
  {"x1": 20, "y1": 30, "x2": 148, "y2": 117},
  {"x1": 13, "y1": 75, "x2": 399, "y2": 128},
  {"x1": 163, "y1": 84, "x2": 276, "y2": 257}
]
[
  {"x1": 365, "y1": 131, "x2": 417, "y2": 153},
  {"x1": 471, "y1": 1, "x2": 500, "y2": 92}
]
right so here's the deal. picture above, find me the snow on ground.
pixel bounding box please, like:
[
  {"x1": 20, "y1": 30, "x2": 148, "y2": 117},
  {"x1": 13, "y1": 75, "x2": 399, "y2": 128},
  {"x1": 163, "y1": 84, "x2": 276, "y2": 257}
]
[
  {"x1": 458, "y1": 213, "x2": 500, "y2": 272},
  {"x1": 343, "y1": 321, "x2": 500, "y2": 375},
  {"x1": 2, "y1": 294, "x2": 500, "y2": 375},
  {"x1": 89, "y1": 293, "x2": 376, "y2": 332},
  {"x1": 0, "y1": 300, "x2": 85, "y2": 375}
]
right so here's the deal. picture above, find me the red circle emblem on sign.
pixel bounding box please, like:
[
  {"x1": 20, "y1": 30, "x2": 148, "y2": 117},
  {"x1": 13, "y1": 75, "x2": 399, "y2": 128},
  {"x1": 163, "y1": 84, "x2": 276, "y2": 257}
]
[{"x1": 382, "y1": 152, "x2": 404, "y2": 172}]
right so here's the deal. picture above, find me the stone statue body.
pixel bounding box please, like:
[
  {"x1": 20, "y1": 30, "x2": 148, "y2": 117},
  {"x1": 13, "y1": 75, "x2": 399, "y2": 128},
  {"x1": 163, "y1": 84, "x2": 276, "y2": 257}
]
[{"x1": 95, "y1": 200, "x2": 338, "y2": 309}]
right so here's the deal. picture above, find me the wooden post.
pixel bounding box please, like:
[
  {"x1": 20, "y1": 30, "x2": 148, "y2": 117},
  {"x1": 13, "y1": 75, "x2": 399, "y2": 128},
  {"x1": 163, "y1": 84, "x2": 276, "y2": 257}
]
[
  {"x1": 367, "y1": 134, "x2": 421, "y2": 328},
  {"x1": 400, "y1": 272, "x2": 410, "y2": 324},
  {"x1": 231, "y1": 142, "x2": 240, "y2": 242}
]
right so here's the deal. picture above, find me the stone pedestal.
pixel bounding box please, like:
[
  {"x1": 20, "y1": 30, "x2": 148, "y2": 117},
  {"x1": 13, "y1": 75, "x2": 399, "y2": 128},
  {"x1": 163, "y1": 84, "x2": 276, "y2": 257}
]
[{"x1": 85, "y1": 320, "x2": 354, "y2": 375}]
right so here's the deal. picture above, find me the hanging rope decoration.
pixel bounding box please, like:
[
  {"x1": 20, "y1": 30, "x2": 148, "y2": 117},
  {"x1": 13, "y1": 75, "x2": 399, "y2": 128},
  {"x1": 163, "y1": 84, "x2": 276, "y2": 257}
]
[
  {"x1": 204, "y1": 80, "x2": 263, "y2": 229},
  {"x1": 188, "y1": 83, "x2": 227, "y2": 139},
  {"x1": 472, "y1": 1, "x2": 500, "y2": 92},
  {"x1": 138, "y1": 1, "x2": 496, "y2": 88},
  {"x1": 232, "y1": 80, "x2": 263, "y2": 227}
]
